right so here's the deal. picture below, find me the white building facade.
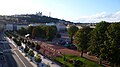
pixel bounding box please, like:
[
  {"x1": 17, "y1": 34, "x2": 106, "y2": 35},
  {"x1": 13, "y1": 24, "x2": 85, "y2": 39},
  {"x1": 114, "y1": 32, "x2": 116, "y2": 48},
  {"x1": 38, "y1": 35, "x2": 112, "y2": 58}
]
[
  {"x1": 56, "y1": 23, "x2": 66, "y2": 31},
  {"x1": 5, "y1": 24, "x2": 13, "y2": 31},
  {"x1": 5, "y1": 23, "x2": 28, "y2": 31}
]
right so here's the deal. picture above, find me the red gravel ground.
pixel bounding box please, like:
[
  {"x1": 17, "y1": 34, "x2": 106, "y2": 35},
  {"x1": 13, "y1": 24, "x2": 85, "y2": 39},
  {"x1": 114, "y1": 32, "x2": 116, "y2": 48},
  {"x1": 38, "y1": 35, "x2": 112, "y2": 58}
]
[
  {"x1": 40, "y1": 42, "x2": 110, "y2": 67},
  {"x1": 40, "y1": 42, "x2": 80, "y2": 56}
]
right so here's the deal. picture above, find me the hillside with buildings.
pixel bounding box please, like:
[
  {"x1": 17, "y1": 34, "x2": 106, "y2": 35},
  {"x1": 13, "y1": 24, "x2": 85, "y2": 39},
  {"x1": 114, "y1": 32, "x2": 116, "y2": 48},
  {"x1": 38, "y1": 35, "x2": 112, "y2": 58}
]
[
  {"x1": 0, "y1": 12, "x2": 72, "y2": 24},
  {"x1": 0, "y1": 12, "x2": 97, "y2": 33}
]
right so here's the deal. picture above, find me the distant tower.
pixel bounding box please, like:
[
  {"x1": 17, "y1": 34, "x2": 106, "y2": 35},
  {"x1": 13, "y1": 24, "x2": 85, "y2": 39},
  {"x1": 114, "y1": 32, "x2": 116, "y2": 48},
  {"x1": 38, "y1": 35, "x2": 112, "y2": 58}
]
[
  {"x1": 36, "y1": 11, "x2": 42, "y2": 16},
  {"x1": 49, "y1": 12, "x2": 51, "y2": 17}
]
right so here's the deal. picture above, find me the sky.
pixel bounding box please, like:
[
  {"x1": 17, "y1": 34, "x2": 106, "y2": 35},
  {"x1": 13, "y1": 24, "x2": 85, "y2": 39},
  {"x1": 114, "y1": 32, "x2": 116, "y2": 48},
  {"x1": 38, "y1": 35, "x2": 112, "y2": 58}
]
[{"x1": 0, "y1": 0, "x2": 120, "y2": 23}]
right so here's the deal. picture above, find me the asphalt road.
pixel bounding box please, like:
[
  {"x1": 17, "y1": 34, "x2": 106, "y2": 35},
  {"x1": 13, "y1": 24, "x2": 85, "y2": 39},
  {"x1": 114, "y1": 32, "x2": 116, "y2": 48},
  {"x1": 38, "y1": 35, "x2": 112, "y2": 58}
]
[{"x1": 0, "y1": 32, "x2": 33, "y2": 67}]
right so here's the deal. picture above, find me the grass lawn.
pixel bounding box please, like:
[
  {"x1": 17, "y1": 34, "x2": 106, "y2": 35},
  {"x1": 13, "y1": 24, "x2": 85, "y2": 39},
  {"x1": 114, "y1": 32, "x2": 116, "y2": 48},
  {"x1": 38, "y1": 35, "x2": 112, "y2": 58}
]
[{"x1": 54, "y1": 55, "x2": 103, "y2": 67}]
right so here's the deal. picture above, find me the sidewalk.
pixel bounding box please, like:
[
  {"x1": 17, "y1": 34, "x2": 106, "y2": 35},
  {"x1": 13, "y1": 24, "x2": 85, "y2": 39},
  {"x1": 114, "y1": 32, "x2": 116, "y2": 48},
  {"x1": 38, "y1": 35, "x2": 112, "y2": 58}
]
[{"x1": 34, "y1": 51, "x2": 61, "y2": 67}]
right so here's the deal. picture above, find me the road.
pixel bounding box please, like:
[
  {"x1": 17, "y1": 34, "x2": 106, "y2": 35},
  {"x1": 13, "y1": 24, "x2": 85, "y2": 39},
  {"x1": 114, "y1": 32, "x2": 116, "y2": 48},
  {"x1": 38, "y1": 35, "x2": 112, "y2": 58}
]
[{"x1": 0, "y1": 32, "x2": 33, "y2": 67}]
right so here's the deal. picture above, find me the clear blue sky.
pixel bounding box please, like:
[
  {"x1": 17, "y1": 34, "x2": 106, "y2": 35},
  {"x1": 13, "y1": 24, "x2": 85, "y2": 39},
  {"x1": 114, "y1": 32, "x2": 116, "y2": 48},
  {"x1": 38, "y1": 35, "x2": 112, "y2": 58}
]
[{"x1": 0, "y1": 0, "x2": 120, "y2": 22}]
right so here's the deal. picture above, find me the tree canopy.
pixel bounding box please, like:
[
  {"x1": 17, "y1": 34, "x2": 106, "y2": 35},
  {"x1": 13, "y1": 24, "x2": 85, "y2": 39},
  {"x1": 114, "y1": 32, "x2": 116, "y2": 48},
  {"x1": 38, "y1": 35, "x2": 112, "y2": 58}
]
[
  {"x1": 17, "y1": 25, "x2": 57, "y2": 41},
  {"x1": 88, "y1": 21, "x2": 110, "y2": 57},
  {"x1": 74, "y1": 26, "x2": 92, "y2": 57},
  {"x1": 103, "y1": 23, "x2": 120, "y2": 66},
  {"x1": 68, "y1": 25, "x2": 78, "y2": 42},
  {"x1": 17, "y1": 27, "x2": 27, "y2": 36},
  {"x1": 28, "y1": 50, "x2": 34, "y2": 57},
  {"x1": 88, "y1": 21, "x2": 120, "y2": 66},
  {"x1": 35, "y1": 54, "x2": 42, "y2": 63}
]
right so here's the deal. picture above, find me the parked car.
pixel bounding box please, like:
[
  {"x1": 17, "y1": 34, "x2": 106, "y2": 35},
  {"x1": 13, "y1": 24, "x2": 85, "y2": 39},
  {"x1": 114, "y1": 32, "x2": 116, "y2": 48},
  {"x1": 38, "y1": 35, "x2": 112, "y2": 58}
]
[
  {"x1": 0, "y1": 51, "x2": 3, "y2": 55},
  {"x1": 57, "y1": 40, "x2": 66, "y2": 45}
]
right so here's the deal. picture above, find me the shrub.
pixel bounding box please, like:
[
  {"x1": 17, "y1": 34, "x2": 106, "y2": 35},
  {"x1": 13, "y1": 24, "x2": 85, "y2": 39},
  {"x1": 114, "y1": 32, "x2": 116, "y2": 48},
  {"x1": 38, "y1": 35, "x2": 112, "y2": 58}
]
[
  {"x1": 73, "y1": 59, "x2": 84, "y2": 67},
  {"x1": 68, "y1": 59, "x2": 74, "y2": 64}
]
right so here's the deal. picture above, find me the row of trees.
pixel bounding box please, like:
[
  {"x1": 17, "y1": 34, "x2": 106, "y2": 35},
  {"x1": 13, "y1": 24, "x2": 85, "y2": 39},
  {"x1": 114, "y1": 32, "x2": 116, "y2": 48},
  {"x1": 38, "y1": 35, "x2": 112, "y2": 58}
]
[
  {"x1": 5, "y1": 31, "x2": 42, "y2": 64},
  {"x1": 68, "y1": 21, "x2": 120, "y2": 67},
  {"x1": 17, "y1": 25, "x2": 57, "y2": 41},
  {"x1": 9, "y1": 32, "x2": 41, "y2": 51},
  {"x1": 88, "y1": 22, "x2": 120, "y2": 66},
  {"x1": 23, "y1": 46, "x2": 42, "y2": 64}
]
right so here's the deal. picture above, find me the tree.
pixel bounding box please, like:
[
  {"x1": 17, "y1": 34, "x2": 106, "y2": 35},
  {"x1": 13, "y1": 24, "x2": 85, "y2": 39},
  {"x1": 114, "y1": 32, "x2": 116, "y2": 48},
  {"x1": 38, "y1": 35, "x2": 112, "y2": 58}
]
[
  {"x1": 27, "y1": 41, "x2": 32, "y2": 46},
  {"x1": 51, "y1": 26, "x2": 57, "y2": 35},
  {"x1": 23, "y1": 39, "x2": 27, "y2": 44},
  {"x1": 24, "y1": 46, "x2": 29, "y2": 53},
  {"x1": 28, "y1": 25, "x2": 57, "y2": 40},
  {"x1": 19, "y1": 37, "x2": 24, "y2": 43},
  {"x1": 31, "y1": 28, "x2": 36, "y2": 39},
  {"x1": 68, "y1": 25, "x2": 78, "y2": 42},
  {"x1": 30, "y1": 42, "x2": 35, "y2": 48},
  {"x1": 27, "y1": 26, "x2": 34, "y2": 37},
  {"x1": 104, "y1": 23, "x2": 120, "y2": 67},
  {"x1": 35, "y1": 54, "x2": 42, "y2": 64},
  {"x1": 74, "y1": 26, "x2": 92, "y2": 57},
  {"x1": 45, "y1": 26, "x2": 57, "y2": 41},
  {"x1": 17, "y1": 27, "x2": 27, "y2": 36},
  {"x1": 88, "y1": 21, "x2": 110, "y2": 64},
  {"x1": 34, "y1": 26, "x2": 46, "y2": 38},
  {"x1": 28, "y1": 50, "x2": 34, "y2": 57},
  {"x1": 35, "y1": 43, "x2": 41, "y2": 50},
  {"x1": 13, "y1": 38, "x2": 17, "y2": 43},
  {"x1": 13, "y1": 38, "x2": 21, "y2": 46},
  {"x1": 16, "y1": 40, "x2": 22, "y2": 46},
  {"x1": 40, "y1": 26, "x2": 47, "y2": 38}
]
